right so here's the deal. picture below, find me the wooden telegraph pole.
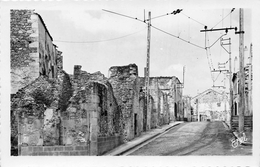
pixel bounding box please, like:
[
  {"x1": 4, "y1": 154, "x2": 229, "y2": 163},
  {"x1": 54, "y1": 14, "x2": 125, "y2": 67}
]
[
  {"x1": 238, "y1": 8, "x2": 245, "y2": 132},
  {"x1": 248, "y1": 43, "x2": 252, "y2": 115},
  {"x1": 228, "y1": 38, "x2": 233, "y2": 127},
  {"x1": 145, "y1": 11, "x2": 151, "y2": 131}
]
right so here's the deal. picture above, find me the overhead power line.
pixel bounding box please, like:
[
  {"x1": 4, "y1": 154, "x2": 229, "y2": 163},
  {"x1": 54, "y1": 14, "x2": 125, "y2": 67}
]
[
  {"x1": 181, "y1": 12, "x2": 206, "y2": 26},
  {"x1": 103, "y1": 9, "x2": 204, "y2": 50},
  {"x1": 211, "y1": 8, "x2": 235, "y2": 29},
  {"x1": 151, "y1": 25, "x2": 205, "y2": 50},
  {"x1": 53, "y1": 28, "x2": 146, "y2": 43},
  {"x1": 102, "y1": 9, "x2": 144, "y2": 23}
]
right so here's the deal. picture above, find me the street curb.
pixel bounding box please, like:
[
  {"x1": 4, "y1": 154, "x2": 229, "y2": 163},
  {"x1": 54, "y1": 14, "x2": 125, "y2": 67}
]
[
  {"x1": 105, "y1": 122, "x2": 182, "y2": 156},
  {"x1": 117, "y1": 122, "x2": 182, "y2": 156}
]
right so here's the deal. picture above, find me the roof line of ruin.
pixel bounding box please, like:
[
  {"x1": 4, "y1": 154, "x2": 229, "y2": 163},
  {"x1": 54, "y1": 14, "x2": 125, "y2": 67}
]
[
  {"x1": 109, "y1": 63, "x2": 137, "y2": 69},
  {"x1": 34, "y1": 12, "x2": 53, "y2": 41}
]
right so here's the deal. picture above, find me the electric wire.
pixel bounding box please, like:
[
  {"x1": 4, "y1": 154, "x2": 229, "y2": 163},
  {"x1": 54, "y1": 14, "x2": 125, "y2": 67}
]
[
  {"x1": 149, "y1": 12, "x2": 175, "y2": 21},
  {"x1": 210, "y1": 8, "x2": 235, "y2": 29},
  {"x1": 150, "y1": 25, "x2": 205, "y2": 50},
  {"x1": 102, "y1": 9, "x2": 144, "y2": 23},
  {"x1": 53, "y1": 28, "x2": 146, "y2": 43},
  {"x1": 102, "y1": 8, "x2": 219, "y2": 85},
  {"x1": 103, "y1": 8, "x2": 204, "y2": 50},
  {"x1": 181, "y1": 12, "x2": 206, "y2": 26}
]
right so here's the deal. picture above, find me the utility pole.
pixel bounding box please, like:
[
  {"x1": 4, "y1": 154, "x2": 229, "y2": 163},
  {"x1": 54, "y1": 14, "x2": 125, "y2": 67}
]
[
  {"x1": 145, "y1": 11, "x2": 151, "y2": 131},
  {"x1": 248, "y1": 43, "x2": 252, "y2": 115},
  {"x1": 238, "y1": 8, "x2": 245, "y2": 133},
  {"x1": 220, "y1": 37, "x2": 233, "y2": 127},
  {"x1": 228, "y1": 38, "x2": 233, "y2": 127}
]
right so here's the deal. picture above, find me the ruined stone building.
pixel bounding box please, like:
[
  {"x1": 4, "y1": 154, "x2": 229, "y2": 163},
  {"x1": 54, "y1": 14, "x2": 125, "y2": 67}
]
[
  {"x1": 139, "y1": 76, "x2": 183, "y2": 129},
  {"x1": 108, "y1": 64, "x2": 142, "y2": 142},
  {"x1": 11, "y1": 10, "x2": 63, "y2": 94},
  {"x1": 191, "y1": 89, "x2": 229, "y2": 122},
  {"x1": 11, "y1": 62, "x2": 184, "y2": 156},
  {"x1": 10, "y1": 9, "x2": 184, "y2": 156},
  {"x1": 11, "y1": 65, "x2": 125, "y2": 156}
]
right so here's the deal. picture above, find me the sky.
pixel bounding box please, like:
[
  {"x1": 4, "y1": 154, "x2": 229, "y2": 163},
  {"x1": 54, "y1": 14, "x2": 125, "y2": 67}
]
[{"x1": 32, "y1": 3, "x2": 252, "y2": 97}]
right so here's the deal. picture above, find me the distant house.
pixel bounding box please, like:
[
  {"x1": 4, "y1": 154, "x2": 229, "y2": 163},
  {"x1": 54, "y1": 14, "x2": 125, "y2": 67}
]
[{"x1": 191, "y1": 89, "x2": 230, "y2": 122}]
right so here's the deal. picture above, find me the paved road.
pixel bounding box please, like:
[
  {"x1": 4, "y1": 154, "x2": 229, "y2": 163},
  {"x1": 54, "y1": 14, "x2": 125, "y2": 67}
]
[{"x1": 129, "y1": 121, "x2": 252, "y2": 156}]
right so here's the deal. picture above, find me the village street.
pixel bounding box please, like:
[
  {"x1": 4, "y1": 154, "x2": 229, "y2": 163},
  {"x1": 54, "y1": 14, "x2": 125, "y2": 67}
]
[
  {"x1": 127, "y1": 122, "x2": 252, "y2": 156},
  {"x1": 7, "y1": 8, "x2": 254, "y2": 163}
]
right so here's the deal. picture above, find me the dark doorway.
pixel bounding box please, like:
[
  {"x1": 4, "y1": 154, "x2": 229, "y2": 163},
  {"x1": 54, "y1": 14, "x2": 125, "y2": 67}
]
[
  {"x1": 51, "y1": 65, "x2": 54, "y2": 78},
  {"x1": 234, "y1": 102, "x2": 237, "y2": 115},
  {"x1": 134, "y1": 113, "x2": 138, "y2": 136},
  {"x1": 174, "y1": 103, "x2": 177, "y2": 120}
]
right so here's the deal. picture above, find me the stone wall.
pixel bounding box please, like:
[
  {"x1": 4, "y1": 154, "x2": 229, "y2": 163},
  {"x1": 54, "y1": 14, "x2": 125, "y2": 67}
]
[
  {"x1": 57, "y1": 50, "x2": 63, "y2": 72},
  {"x1": 11, "y1": 70, "x2": 73, "y2": 155},
  {"x1": 59, "y1": 66, "x2": 124, "y2": 155},
  {"x1": 11, "y1": 10, "x2": 39, "y2": 94},
  {"x1": 97, "y1": 135, "x2": 123, "y2": 155},
  {"x1": 108, "y1": 64, "x2": 141, "y2": 142},
  {"x1": 11, "y1": 10, "x2": 61, "y2": 94},
  {"x1": 13, "y1": 66, "x2": 124, "y2": 156},
  {"x1": 142, "y1": 77, "x2": 178, "y2": 126},
  {"x1": 20, "y1": 145, "x2": 89, "y2": 156}
]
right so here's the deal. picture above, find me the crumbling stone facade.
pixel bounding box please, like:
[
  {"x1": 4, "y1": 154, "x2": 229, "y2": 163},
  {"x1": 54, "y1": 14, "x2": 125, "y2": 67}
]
[
  {"x1": 11, "y1": 70, "x2": 73, "y2": 154},
  {"x1": 12, "y1": 66, "x2": 124, "y2": 156},
  {"x1": 108, "y1": 64, "x2": 142, "y2": 142},
  {"x1": 63, "y1": 65, "x2": 123, "y2": 155},
  {"x1": 11, "y1": 10, "x2": 62, "y2": 94},
  {"x1": 140, "y1": 76, "x2": 183, "y2": 127},
  {"x1": 11, "y1": 62, "x2": 184, "y2": 156}
]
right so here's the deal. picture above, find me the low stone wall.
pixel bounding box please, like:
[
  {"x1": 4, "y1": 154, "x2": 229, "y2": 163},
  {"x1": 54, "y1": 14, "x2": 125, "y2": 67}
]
[
  {"x1": 21, "y1": 145, "x2": 90, "y2": 156},
  {"x1": 97, "y1": 135, "x2": 123, "y2": 155}
]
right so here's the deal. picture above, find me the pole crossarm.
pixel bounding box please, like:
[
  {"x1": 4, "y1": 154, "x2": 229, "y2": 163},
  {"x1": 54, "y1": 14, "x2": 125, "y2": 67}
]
[
  {"x1": 211, "y1": 70, "x2": 229, "y2": 72},
  {"x1": 200, "y1": 27, "x2": 237, "y2": 33}
]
